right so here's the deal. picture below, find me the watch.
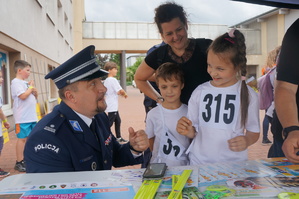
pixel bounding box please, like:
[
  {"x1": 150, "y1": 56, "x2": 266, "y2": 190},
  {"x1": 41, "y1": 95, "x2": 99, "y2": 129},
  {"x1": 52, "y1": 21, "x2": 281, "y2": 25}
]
[
  {"x1": 156, "y1": 96, "x2": 164, "y2": 103},
  {"x1": 283, "y1": 126, "x2": 299, "y2": 139}
]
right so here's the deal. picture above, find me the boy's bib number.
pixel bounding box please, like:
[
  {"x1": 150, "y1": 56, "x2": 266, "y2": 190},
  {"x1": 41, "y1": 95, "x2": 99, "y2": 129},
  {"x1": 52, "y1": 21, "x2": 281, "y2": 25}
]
[
  {"x1": 158, "y1": 130, "x2": 185, "y2": 161},
  {"x1": 199, "y1": 90, "x2": 239, "y2": 129}
]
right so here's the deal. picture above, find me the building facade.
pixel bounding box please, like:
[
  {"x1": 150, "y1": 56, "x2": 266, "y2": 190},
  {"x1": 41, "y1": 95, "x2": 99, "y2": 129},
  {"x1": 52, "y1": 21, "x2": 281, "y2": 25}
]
[{"x1": 0, "y1": 0, "x2": 75, "y2": 128}]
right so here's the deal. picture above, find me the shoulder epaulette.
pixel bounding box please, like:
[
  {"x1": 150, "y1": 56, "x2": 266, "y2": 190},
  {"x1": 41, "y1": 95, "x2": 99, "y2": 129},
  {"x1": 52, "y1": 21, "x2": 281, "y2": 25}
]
[{"x1": 42, "y1": 113, "x2": 66, "y2": 134}]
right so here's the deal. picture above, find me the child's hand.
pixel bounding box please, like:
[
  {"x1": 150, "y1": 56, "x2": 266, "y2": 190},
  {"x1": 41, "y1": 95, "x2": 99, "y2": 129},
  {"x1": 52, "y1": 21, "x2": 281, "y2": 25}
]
[
  {"x1": 228, "y1": 136, "x2": 248, "y2": 152},
  {"x1": 28, "y1": 80, "x2": 35, "y2": 87},
  {"x1": 32, "y1": 88, "x2": 38, "y2": 98},
  {"x1": 3, "y1": 121, "x2": 10, "y2": 129},
  {"x1": 176, "y1": 116, "x2": 196, "y2": 139}
]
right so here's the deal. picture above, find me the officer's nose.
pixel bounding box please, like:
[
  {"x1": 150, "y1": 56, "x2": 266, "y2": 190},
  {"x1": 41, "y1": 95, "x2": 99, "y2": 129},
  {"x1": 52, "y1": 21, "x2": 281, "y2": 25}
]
[{"x1": 99, "y1": 80, "x2": 107, "y2": 93}]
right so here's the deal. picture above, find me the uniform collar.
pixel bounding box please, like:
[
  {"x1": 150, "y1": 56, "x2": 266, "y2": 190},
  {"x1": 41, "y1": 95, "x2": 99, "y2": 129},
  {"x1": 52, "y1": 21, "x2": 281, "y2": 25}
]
[{"x1": 73, "y1": 110, "x2": 93, "y2": 127}]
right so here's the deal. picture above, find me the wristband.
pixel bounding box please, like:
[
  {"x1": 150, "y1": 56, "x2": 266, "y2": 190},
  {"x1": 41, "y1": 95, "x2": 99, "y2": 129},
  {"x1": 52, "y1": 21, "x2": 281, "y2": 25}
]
[
  {"x1": 2, "y1": 119, "x2": 7, "y2": 123},
  {"x1": 129, "y1": 144, "x2": 143, "y2": 153},
  {"x1": 283, "y1": 126, "x2": 299, "y2": 139},
  {"x1": 29, "y1": 86, "x2": 34, "y2": 89}
]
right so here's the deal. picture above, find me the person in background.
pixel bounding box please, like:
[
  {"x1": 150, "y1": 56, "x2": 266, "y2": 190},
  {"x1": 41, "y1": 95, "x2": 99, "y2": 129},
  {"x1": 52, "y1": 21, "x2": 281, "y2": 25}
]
[
  {"x1": 134, "y1": 2, "x2": 212, "y2": 105},
  {"x1": 0, "y1": 72, "x2": 10, "y2": 177},
  {"x1": 24, "y1": 45, "x2": 149, "y2": 173},
  {"x1": 177, "y1": 29, "x2": 260, "y2": 165},
  {"x1": 11, "y1": 60, "x2": 38, "y2": 172},
  {"x1": 274, "y1": 19, "x2": 299, "y2": 163},
  {"x1": 103, "y1": 61, "x2": 128, "y2": 143},
  {"x1": 146, "y1": 62, "x2": 189, "y2": 166},
  {"x1": 258, "y1": 46, "x2": 281, "y2": 145}
]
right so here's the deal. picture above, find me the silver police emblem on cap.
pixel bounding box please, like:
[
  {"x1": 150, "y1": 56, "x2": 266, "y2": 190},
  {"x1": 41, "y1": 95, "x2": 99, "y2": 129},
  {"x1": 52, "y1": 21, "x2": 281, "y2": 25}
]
[{"x1": 91, "y1": 162, "x2": 97, "y2": 171}]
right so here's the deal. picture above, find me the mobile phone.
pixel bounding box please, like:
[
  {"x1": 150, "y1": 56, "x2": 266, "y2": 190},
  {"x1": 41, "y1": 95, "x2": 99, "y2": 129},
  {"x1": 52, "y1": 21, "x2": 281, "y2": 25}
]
[{"x1": 143, "y1": 163, "x2": 167, "y2": 179}]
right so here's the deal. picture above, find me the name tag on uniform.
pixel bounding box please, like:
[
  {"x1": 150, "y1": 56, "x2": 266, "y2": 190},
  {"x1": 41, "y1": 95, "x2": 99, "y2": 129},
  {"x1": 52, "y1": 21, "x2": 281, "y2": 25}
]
[{"x1": 199, "y1": 90, "x2": 239, "y2": 129}]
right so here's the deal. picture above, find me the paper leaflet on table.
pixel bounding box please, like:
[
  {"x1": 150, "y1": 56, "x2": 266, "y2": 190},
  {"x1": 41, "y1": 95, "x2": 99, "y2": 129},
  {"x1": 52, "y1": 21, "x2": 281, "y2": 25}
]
[
  {"x1": 258, "y1": 157, "x2": 299, "y2": 177},
  {"x1": 197, "y1": 160, "x2": 279, "y2": 187}
]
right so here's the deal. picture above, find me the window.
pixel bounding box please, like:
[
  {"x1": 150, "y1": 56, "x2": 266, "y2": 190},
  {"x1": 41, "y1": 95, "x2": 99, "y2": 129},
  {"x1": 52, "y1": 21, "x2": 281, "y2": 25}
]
[{"x1": 0, "y1": 51, "x2": 10, "y2": 107}]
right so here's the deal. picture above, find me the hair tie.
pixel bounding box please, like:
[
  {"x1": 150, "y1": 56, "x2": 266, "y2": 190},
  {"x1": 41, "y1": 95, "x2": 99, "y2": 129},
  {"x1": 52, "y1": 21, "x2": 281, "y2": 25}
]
[
  {"x1": 228, "y1": 29, "x2": 236, "y2": 38},
  {"x1": 224, "y1": 38, "x2": 234, "y2": 44},
  {"x1": 241, "y1": 76, "x2": 246, "y2": 81}
]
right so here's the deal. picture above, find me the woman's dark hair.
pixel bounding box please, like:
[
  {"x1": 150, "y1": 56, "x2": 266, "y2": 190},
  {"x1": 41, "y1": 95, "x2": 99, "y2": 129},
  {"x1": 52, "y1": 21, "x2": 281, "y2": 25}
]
[
  {"x1": 208, "y1": 29, "x2": 249, "y2": 127},
  {"x1": 154, "y1": 2, "x2": 187, "y2": 34}
]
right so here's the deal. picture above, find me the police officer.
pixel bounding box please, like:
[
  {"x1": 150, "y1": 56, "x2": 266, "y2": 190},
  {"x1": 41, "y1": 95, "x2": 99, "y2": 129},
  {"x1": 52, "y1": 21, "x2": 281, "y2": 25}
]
[{"x1": 24, "y1": 45, "x2": 149, "y2": 173}]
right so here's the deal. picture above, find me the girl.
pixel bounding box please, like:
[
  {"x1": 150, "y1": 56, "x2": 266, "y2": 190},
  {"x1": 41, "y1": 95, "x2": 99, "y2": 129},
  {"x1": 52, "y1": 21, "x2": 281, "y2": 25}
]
[{"x1": 177, "y1": 29, "x2": 260, "y2": 165}]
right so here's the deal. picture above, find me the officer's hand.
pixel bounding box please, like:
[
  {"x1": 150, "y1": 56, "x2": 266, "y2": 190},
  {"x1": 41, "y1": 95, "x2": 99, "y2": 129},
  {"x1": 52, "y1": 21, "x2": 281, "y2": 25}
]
[{"x1": 128, "y1": 127, "x2": 149, "y2": 152}]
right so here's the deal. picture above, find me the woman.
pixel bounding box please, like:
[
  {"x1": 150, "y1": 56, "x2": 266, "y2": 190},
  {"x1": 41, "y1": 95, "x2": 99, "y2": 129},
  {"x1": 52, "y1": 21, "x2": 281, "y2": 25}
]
[{"x1": 134, "y1": 2, "x2": 212, "y2": 105}]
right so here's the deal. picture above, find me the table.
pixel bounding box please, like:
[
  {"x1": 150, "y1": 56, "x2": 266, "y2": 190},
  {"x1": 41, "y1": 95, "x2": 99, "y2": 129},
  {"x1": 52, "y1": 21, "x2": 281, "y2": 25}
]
[{"x1": 0, "y1": 158, "x2": 299, "y2": 198}]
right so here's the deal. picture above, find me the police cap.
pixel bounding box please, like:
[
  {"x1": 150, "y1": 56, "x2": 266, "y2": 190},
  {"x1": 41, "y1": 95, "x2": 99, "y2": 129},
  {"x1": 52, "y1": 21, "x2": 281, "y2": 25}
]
[{"x1": 45, "y1": 45, "x2": 108, "y2": 89}]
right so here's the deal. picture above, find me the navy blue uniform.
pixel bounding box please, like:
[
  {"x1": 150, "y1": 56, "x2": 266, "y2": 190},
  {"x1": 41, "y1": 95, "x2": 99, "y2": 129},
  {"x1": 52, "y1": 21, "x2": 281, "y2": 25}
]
[{"x1": 24, "y1": 101, "x2": 142, "y2": 173}]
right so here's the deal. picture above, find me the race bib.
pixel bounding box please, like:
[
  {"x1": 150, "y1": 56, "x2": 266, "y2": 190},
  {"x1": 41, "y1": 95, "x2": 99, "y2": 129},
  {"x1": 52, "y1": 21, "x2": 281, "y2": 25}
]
[
  {"x1": 158, "y1": 130, "x2": 186, "y2": 161},
  {"x1": 199, "y1": 90, "x2": 240, "y2": 129}
]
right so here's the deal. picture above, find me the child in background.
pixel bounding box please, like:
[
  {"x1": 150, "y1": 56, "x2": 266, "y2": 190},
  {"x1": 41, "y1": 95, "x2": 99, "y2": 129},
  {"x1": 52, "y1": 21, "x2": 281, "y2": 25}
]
[
  {"x1": 11, "y1": 60, "x2": 38, "y2": 172},
  {"x1": 258, "y1": 46, "x2": 281, "y2": 145},
  {"x1": 177, "y1": 29, "x2": 260, "y2": 165},
  {"x1": 0, "y1": 72, "x2": 10, "y2": 177},
  {"x1": 103, "y1": 61, "x2": 128, "y2": 143},
  {"x1": 146, "y1": 62, "x2": 190, "y2": 166}
]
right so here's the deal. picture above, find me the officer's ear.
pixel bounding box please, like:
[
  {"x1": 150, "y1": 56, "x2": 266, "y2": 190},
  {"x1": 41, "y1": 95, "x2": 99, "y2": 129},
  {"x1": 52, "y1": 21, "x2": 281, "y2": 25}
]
[{"x1": 64, "y1": 89, "x2": 76, "y2": 103}]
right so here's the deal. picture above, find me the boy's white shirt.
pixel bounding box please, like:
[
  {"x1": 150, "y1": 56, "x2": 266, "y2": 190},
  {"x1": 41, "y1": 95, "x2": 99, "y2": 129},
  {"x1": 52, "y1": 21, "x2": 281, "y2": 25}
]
[
  {"x1": 11, "y1": 78, "x2": 37, "y2": 123},
  {"x1": 187, "y1": 80, "x2": 260, "y2": 165},
  {"x1": 104, "y1": 77, "x2": 122, "y2": 112},
  {"x1": 145, "y1": 103, "x2": 190, "y2": 166}
]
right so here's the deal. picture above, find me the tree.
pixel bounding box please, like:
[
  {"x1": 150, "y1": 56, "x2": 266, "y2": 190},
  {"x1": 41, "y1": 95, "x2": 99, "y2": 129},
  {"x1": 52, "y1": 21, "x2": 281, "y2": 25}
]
[
  {"x1": 126, "y1": 57, "x2": 143, "y2": 83},
  {"x1": 96, "y1": 54, "x2": 109, "y2": 67},
  {"x1": 109, "y1": 54, "x2": 120, "y2": 66}
]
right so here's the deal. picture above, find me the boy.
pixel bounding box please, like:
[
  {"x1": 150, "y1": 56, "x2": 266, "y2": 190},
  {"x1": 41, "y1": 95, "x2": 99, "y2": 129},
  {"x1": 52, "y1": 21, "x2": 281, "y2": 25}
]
[
  {"x1": 145, "y1": 62, "x2": 190, "y2": 166},
  {"x1": 11, "y1": 60, "x2": 38, "y2": 172},
  {"x1": 0, "y1": 72, "x2": 10, "y2": 177},
  {"x1": 103, "y1": 62, "x2": 128, "y2": 143}
]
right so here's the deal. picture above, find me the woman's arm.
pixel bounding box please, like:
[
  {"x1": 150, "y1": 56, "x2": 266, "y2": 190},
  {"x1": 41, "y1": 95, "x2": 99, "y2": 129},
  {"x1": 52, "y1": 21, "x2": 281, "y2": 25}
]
[{"x1": 134, "y1": 60, "x2": 161, "y2": 101}]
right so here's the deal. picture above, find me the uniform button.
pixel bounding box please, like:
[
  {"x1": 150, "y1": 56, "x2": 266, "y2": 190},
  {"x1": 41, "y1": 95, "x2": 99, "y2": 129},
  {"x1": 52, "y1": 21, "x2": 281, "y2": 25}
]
[
  {"x1": 104, "y1": 160, "x2": 107, "y2": 164},
  {"x1": 60, "y1": 114, "x2": 64, "y2": 118}
]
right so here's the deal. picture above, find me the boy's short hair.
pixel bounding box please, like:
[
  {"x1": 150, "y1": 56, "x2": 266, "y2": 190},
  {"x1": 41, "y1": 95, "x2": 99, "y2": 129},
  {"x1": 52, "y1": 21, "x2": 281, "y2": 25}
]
[
  {"x1": 14, "y1": 60, "x2": 31, "y2": 73},
  {"x1": 104, "y1": 61, "x2": 118, "y2": 71},
  {"x1": 155, "y1": 62, "x2": 184, "y2": 85}
]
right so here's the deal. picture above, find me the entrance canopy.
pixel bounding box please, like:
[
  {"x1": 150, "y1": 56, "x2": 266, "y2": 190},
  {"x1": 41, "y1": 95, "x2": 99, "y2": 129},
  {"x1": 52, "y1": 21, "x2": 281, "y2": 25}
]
[{"x1": 232, "y1": 0, "x2": 299, "y2": 9}]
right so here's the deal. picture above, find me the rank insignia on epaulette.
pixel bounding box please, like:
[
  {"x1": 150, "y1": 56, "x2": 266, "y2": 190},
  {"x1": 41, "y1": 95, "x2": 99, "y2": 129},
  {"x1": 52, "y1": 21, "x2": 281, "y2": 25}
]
[
  {"x1": 44, "y1": 125, "x2": 56, "y2": 133},
  {"x1": 69, "y1": 120, "x2": 83, "y2": 132}
]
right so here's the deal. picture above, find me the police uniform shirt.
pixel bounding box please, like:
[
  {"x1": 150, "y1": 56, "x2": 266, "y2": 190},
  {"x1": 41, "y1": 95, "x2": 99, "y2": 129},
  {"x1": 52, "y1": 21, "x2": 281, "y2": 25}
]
[{"x1": 24, "y1": 101, "x2": 143, "y2": 173}]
